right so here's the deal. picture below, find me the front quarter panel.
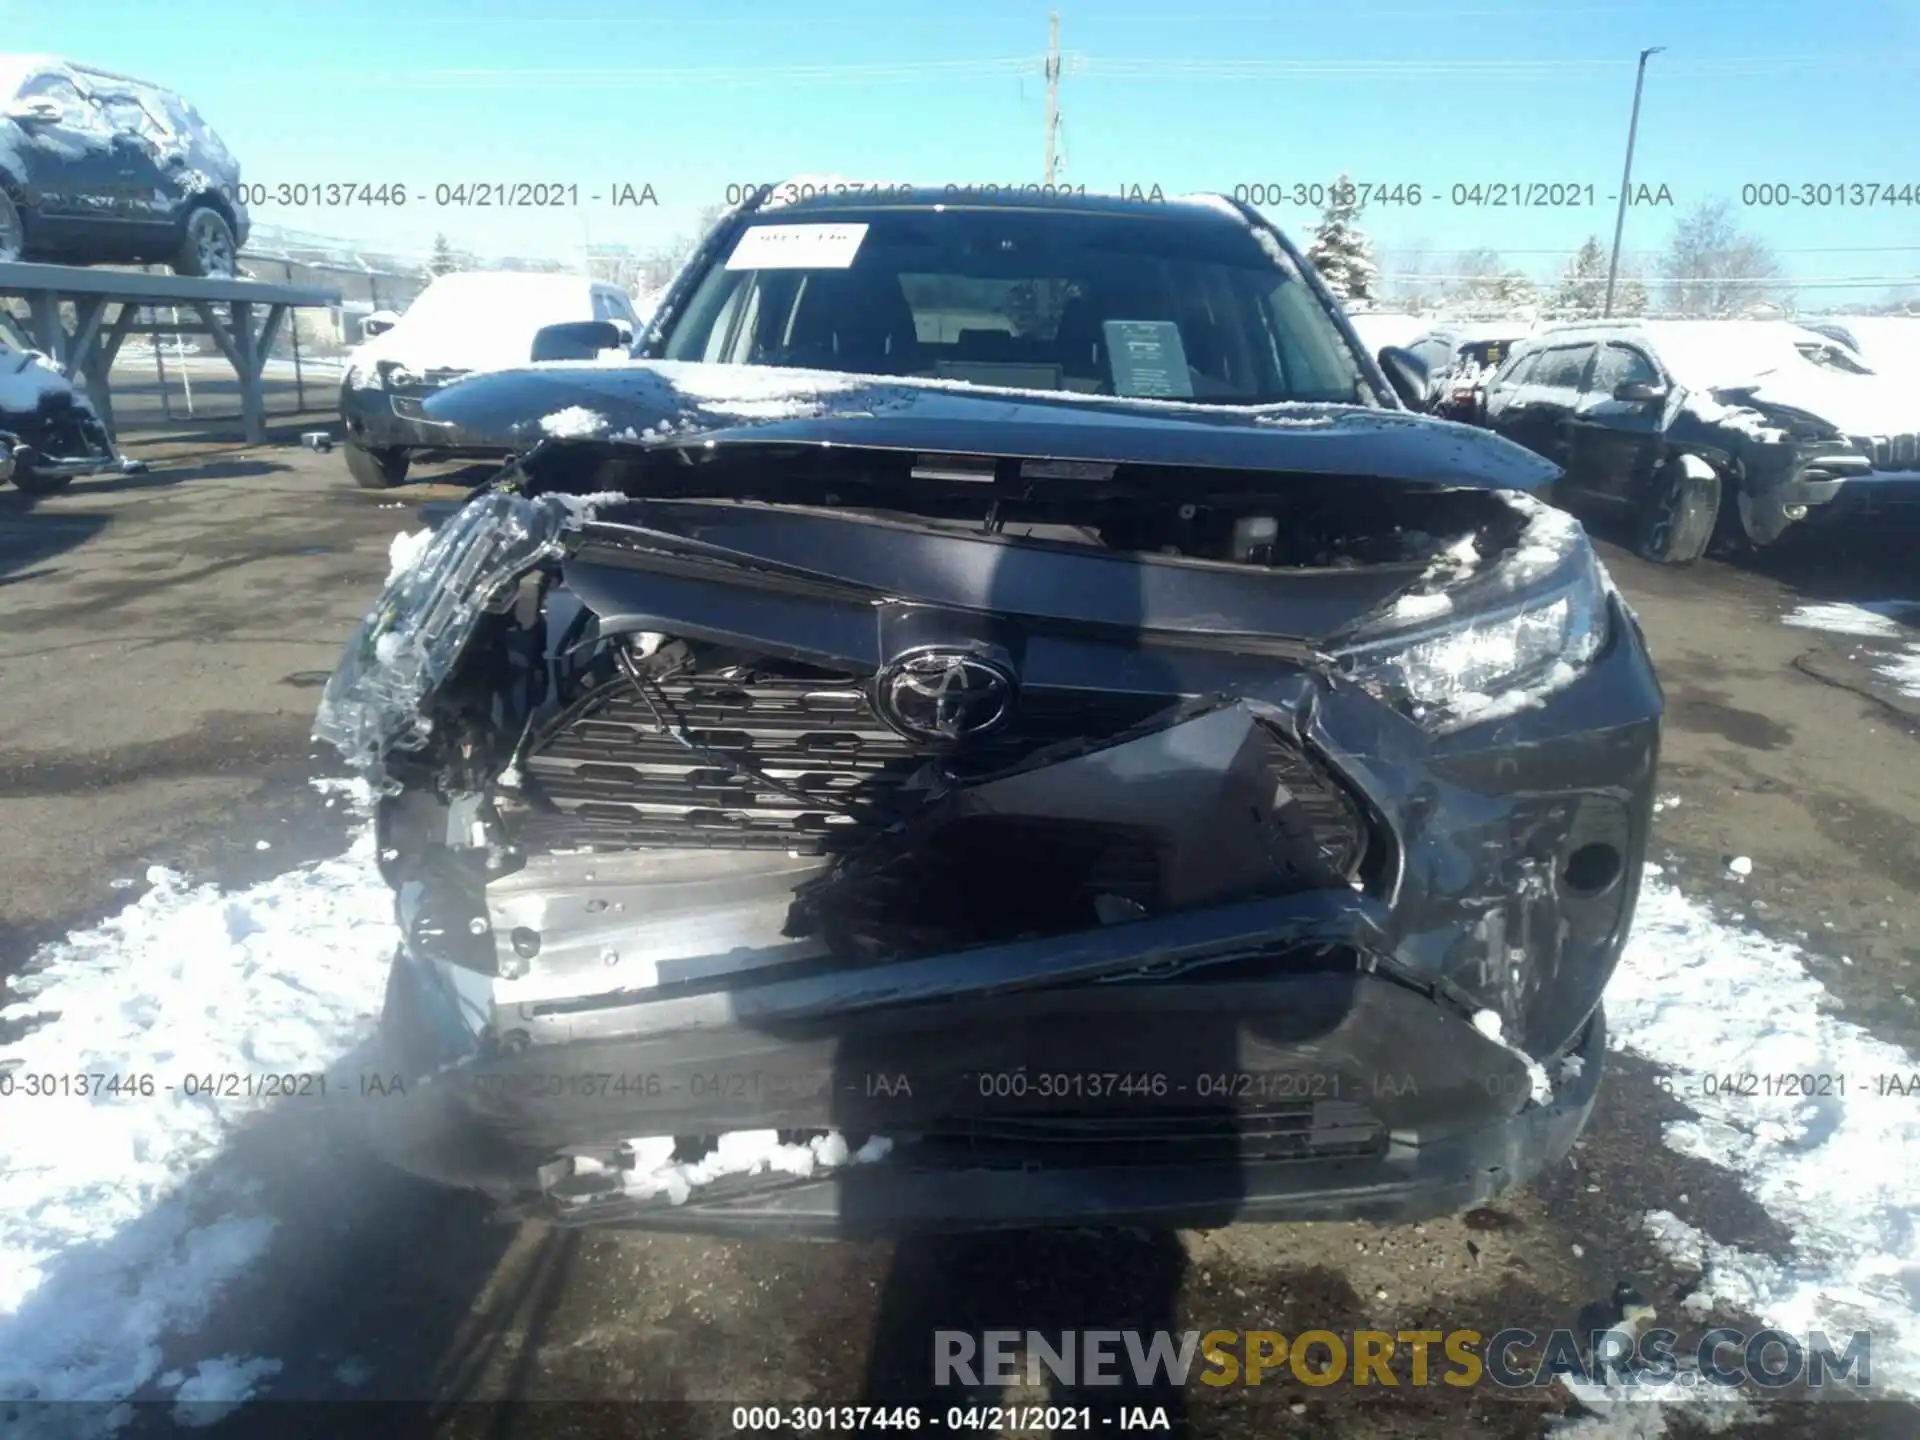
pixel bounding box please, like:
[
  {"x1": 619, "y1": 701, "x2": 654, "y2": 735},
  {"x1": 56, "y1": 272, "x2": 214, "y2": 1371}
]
[{"x1": 1313, "y1": 593, "x2": 1661, "y2": 1061}]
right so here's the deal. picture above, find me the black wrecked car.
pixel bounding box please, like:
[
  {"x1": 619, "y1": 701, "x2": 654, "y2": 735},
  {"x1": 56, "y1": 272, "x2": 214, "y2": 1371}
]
[
  {"x1": 1479, "y1": 319, "x2": 1920, "y2": 564},
  {"x1": 315, "y1": 189, "x2": 1662, "y2": 1237}
]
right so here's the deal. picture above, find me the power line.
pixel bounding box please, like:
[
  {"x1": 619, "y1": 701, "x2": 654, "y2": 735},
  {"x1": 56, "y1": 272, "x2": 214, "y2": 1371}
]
[
  {"x1": 1376, "y1": 273, "x2": 1920, "y2": 288},
  {"x1": 276, "y1": 50, "x2": 1920, "y2": 88}
]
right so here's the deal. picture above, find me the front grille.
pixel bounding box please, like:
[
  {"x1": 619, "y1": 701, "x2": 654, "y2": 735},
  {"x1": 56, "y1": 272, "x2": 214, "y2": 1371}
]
[
  {"x1": 916, "y1": 1101, "x2": 1388, "y2": 1168},
  {"x1": 520, "y1": 673, "x2": 1176, "y2": 853},
  {"x1": 1851, "y1": 433, "x2": 1920, "y2": 472}
]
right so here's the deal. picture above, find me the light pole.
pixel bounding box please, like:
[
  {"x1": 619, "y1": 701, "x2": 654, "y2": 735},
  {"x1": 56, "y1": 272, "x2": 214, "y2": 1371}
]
[{"x1": 1604, "y1": 45, "x2": 1664, "y2": 317}]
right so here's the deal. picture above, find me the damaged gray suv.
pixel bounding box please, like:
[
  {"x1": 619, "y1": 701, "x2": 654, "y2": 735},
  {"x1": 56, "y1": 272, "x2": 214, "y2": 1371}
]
[{"x1": 316, "y1": 189, "x2": 1662, "y2": 1237}]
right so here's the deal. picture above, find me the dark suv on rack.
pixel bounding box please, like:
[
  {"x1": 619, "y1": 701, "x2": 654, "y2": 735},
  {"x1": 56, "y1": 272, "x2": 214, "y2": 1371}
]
[{"x1": 0, "y1": 54, "x2": 248, "y2": 276}]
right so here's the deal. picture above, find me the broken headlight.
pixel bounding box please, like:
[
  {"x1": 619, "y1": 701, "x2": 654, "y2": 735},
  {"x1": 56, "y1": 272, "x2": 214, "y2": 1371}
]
[{"x1": 1334, "y1": 540, "x2": 1609, "y2": 733}]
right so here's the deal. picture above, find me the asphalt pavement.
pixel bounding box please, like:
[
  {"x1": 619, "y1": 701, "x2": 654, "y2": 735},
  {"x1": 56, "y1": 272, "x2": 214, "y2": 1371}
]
[{"x1": 1, "y1": 441, "x2": 1916, "y2": 1439}]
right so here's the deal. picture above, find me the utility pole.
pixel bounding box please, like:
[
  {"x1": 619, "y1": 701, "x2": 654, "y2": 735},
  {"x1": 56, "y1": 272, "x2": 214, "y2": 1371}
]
[
  {"x1": 1043, "y1": 12, "x2": 1061, "y2": 184},
  {"x1": 1604, "y1": 45, "x2": 1664, "y2": 317}
]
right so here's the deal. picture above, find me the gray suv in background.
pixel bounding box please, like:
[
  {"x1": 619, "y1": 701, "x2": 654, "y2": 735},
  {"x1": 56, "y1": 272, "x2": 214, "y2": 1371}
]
[{"x1": 0, "y1": 54, "x2": 249, "y2": 276}]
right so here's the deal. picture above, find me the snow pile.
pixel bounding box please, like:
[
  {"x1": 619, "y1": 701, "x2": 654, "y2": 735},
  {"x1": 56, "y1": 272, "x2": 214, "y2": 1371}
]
[
  {"x1": 1492, "y1": 489, "x2": 1588, "y2": 592},
  {"x1": 1783, "y1": 600, "x2": 1920, "y2": 700},
  {"x1": 621, "y1": 1129, "x2": 893, "y2": 1206},
  {"x1": 385, "y1": 527, "x2": 435, "y2": 581},
  {"x1": 538, "y1": 406, "x2": 608, "y2": 439},
  {"x1": 1470, "y1": 1009, "x2": 1552, "y2": 1105},
  {"x1": 0, "y1": 833, "x2": 393, "y2": 1410},
  {"x1": 642, "y1": 359, "x2": 869, "y2": 422},
  {"x1": 170, "y1": 1356, "x2": 284, "y2": 1427},
  {"x1": 1783, "y1": 601, "x2": 1911, "y2": 640},
  {"x1": 1609, "y1": 867, "x2": 1920, "y2": 1393}
]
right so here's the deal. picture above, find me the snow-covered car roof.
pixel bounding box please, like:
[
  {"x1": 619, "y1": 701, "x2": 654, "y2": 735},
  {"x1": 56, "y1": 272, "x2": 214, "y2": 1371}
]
[
  {"x1": 2, "y1": 53, "x2": 236, "y2": 177},
  {"x1": 1411, "y1": 322, "x2": 1532, "y2": 348},
  {"x1": 1343, "y1": 312, "x2": 1430, "y2": 352},
  {"x1": 1639, "y1": 321, "x2": 1872, "y2": 391},
  {"x1": 349, "y1": 270, "x2": 635, "y2": 378},
  {"x1": 1811, "y1": 316, "x2": 1920, "y2": 374},
  {"x1": 0, "y1": 52, "x2": 163, "y2": 99}
]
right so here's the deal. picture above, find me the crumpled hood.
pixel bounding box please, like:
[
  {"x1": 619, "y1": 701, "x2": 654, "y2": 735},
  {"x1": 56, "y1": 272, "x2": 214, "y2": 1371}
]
[
  {"x1": 421, "y1": 358, "x2": 1561, "y2": 489},
  {"x1": 1715, "y1": 369, "x2": 1918, "y2": 437}
]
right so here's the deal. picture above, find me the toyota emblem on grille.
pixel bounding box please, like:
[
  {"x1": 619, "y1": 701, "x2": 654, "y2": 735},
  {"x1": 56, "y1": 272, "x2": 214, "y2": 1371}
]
[{"x1": 876, "y1": 649, "x2": 1017, "y2": 743}]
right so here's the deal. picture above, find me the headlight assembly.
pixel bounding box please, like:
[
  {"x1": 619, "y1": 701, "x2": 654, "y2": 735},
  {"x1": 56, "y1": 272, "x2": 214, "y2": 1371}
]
[{"x1": 1334, "y1": 537, "x2": 1610, "y2": 733}]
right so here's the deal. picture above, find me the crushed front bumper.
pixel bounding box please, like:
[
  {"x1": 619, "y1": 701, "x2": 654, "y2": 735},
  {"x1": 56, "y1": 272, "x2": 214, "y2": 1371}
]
[{"x1": 366, "y1": 923, "x2": 1607, "y2": 1236}]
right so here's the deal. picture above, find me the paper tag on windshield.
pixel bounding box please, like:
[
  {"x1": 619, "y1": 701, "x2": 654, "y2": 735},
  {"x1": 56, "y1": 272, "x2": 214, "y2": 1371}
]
[
  {"x1": 1103, "y1": 320, "x2": 1193, "y2": 398},
  {"x1": 725, "y1": 223, "x2": 869, "y2": 271}
]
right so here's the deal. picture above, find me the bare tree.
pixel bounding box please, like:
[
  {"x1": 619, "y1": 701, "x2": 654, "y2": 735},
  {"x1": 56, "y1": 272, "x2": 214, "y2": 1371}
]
[
  {"x1": 1447, "y1": 248, "x2": 1536, "y2": 312},
  {"x1": 1382, "y1": 237, "x2": 1436, "y2": 308},
  {"x1": 639, "y1": 204, "x2": 729, "y2": 292},
  {"x1": 1660, "y1": 199, "x2": 1785, "y2": 316}
]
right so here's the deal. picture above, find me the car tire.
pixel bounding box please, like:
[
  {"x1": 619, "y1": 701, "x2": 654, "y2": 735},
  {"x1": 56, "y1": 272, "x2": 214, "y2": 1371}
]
[
  {"x1": 7, "y1": 449, "x2": 74, "y2": 496},
  {"x1": 344, "y1": 442, "x2": 410, "y2": 489},
  {"x1": 0, "y1": 182, "x2": 25, "y2": 264},
  {"x1": 171, "y1": 204, "x2": 238, "y2": 278},
  {"x1": 1635, "y1": 454, "x2": 1721, "y2": 566}
]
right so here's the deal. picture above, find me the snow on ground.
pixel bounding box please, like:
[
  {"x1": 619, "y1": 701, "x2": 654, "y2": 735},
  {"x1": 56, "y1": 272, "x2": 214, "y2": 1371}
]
[
  {"x1": 2, "y1": 758, "x2": 1915, "y2": 1425},
  {"x1": 1608, "y1": 866, "x2": 1920, "y2": 1394},
  {"x1": 0, "y1": 803, "x2": 391, "y2": 1419},
  {"x1": 1782, "y1": 601, "x2": 1920, "y2": 699}
]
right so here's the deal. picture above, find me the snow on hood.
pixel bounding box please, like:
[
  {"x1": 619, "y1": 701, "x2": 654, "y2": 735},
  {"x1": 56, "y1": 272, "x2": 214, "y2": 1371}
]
[
  {"x1": 344, "y1": 272, "x2": 619, "y2": 378},
  {"x1": 1645, "y1": 321, "x2": 1916, "y2": 434},
  {"x1": 423, "y1": 356, "x2": 1562, "y2": 492},
  {"x1": 0, "y1": 347, "x2": 86, "y2": 415}
]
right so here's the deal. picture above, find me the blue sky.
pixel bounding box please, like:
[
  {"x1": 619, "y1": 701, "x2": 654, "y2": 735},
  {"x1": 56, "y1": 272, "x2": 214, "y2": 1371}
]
[{"x1": 8, "y1": 0, "x2": 1919, "y2": 297}]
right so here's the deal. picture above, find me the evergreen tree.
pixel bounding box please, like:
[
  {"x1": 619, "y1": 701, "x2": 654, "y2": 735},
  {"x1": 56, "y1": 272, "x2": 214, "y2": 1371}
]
[
  {"x1": 1550, "y1": 236, "x2": 1649, "y2": 318},
  {"x1": 429, "y1": 233, "x2": 457, "y2": 276},
  {"x1": 1304, "y1": 175, "x2": 1378, "y2": 303}
]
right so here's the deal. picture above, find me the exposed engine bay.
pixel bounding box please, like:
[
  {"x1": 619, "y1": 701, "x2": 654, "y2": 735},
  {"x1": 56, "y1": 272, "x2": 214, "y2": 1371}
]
[{"x1": 329, "y1": 446, "x2": 1551, "y2": 991}]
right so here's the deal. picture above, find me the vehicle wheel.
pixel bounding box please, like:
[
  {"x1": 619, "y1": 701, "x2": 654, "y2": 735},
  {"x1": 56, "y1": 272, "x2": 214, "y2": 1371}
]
[
  {"x1": 1634, "y1": 454, "x2": 1721, "y2": 566},
  {"x1": 7, "y1": 450, "x2": 74, "y2": 496},
  {"x1": 172, "y1": 205, "x2": 238, "y2": 278},
  {"x1": 0, "y1": 184, "x2": 24, "y2": 263},
  {"x1": 344, "y1": 442, "x2": 410, "y2": 489}
]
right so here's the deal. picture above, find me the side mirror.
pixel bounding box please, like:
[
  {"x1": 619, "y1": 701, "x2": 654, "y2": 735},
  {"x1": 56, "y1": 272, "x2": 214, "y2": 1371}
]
[
  {"x1": 361, "y1": 310, "x2": 399, "y2": 339},
  {"x1": 7, "y1": 98, "x2": 63, "y2": 125},
  {"x1": 1377, "y1": 345, "x2": 1431, "y2": 410},
  {"x1": 531, "y1": 320, "x2": 624, "y2": 362},
  {"x1": 1613, "y1": 380, "x2": 1665, "y2": 403}
]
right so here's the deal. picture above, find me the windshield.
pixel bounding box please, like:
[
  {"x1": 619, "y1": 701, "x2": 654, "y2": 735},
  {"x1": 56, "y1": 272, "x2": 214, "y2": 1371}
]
[{"x1": 656, "y1": 207, "x2": 1369, "y2": 405}]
